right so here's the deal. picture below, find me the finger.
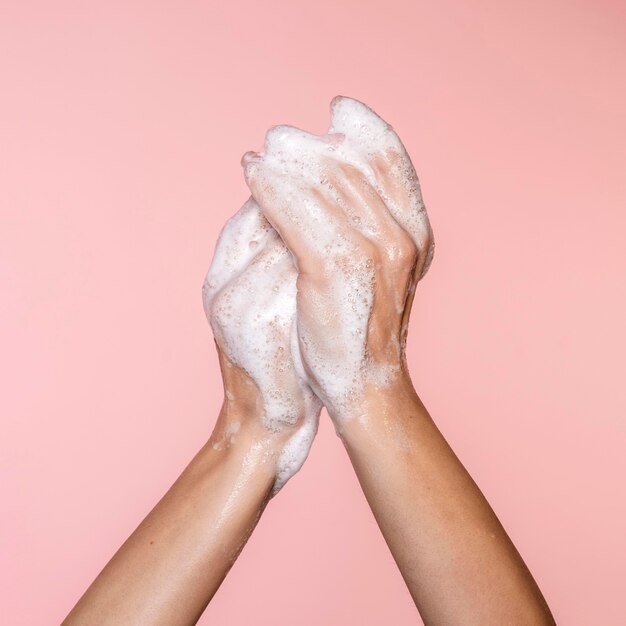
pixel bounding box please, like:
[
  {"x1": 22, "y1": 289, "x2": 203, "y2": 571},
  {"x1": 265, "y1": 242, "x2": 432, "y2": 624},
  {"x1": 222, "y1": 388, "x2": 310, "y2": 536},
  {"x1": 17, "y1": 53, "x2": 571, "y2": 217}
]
[
  {"x1": 309, "y1": 157, "x2": 416, "y2": 323},
  {"x1": 212, "y1": 231, "x2": 295, "y2": 344},
  {"x1": 329, "y1": 96, "x2": 434, "y2": 280},
  {"x1": 202, "y1": 197, "x2": 273, "y2": 316},
  {"x1": 322, "y1": 157, "x2": 418, "y2": 268}
]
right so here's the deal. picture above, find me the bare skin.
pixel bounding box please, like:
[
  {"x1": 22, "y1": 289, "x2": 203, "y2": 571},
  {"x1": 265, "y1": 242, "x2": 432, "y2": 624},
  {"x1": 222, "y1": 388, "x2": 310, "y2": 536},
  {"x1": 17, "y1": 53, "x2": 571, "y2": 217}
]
[
  {"x1": 340, "y1": 379, "x2": 555, "y2": 625},
  {"x1": 62, "y1": 362, "x2": 291, "y2": 626}
]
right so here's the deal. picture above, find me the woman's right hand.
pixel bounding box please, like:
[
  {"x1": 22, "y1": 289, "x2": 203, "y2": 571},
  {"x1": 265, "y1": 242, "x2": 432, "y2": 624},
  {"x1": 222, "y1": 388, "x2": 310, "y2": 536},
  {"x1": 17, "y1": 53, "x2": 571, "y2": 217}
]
[{"x1": 242, "y1": 96, "x2": 434, "y2": 423}]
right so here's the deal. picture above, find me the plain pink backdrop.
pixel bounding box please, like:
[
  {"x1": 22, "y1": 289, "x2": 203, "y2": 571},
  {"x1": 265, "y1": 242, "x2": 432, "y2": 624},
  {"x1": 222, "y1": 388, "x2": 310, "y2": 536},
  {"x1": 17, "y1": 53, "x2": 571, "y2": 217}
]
[{"x1": 2, "y1": 1, "x2": 625, "y2": 624}]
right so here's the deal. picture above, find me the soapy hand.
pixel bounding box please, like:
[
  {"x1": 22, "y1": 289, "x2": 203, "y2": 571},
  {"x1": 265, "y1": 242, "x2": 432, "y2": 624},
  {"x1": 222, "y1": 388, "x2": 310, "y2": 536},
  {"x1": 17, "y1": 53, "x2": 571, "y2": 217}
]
[
  {"x1": 203, "y1": 198, "x2": 321, "y2": 492},
  {"x1": 242, "y1": 97, "x2": 434, "y2": 421}
]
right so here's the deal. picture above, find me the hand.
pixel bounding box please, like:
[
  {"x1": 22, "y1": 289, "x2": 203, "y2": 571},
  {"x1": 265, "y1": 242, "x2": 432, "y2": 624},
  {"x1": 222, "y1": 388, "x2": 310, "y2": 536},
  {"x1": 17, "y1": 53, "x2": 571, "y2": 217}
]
[
  {"x1": 242, "y1": 96, "x2": 434, "y2": 422},
  {"x1": 203, "y1": 198, "x2": 321, "y2": 493}
]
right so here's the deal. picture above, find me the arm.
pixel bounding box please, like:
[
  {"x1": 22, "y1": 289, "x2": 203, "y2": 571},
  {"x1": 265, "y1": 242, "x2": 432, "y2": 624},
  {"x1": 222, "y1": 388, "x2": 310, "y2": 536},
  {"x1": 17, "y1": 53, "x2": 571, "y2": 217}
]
[
  {"x1": 63, "y1": 369, "x2": 288, "y2": 626},
  {"x1": 336, "y1": 376, "x2": 555, "y2": 626},
  {"x1": 64, "y1": 197, "x2": 321, "y2": 624},
  {"x1": 243, "y1": 94, "x2": 555, "y2": 625}
]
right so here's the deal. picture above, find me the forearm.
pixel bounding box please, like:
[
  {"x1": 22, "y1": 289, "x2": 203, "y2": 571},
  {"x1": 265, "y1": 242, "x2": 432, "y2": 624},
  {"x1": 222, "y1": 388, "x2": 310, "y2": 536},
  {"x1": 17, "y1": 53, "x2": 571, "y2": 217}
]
[
  {"x1": 336, "y1": 376, "x2": 555, "y2": 626},
  {"x1": 63, "y1": 405, "x2": 278, "y2": 626}
]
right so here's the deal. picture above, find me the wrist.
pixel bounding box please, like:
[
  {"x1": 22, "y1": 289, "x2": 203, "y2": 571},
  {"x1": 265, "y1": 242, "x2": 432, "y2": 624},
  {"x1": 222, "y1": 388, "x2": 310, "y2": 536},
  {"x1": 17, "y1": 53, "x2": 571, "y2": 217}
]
[
  {"x1": 212, "y1": 398, "x2": 290, "y2": 455},
  {"x1": 331, "y1": 373, "x2": 426, "y2": 446},
  {"x1": 206, "y1": 398, "x2": 304, "y2": 500},
  {"x1": 200, "y1": 421, "x2": 281, "y2": 502}
]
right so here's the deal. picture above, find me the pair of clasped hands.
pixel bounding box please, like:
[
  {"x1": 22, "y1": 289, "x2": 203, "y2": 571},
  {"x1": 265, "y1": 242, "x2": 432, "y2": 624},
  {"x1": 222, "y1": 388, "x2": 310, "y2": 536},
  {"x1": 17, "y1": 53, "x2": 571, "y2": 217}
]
[
  {"x1": 63, "y1": 97, "x2": 554, "y2": 626},
  {"x1": 203, "y1": 95, "x2": 435, "y2": 493}
]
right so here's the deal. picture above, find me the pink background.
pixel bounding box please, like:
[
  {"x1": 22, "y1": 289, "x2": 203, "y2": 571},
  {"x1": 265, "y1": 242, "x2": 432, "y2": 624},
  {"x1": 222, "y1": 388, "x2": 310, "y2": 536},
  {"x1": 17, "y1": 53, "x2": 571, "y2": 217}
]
[{"x1": 2, "y1": 1, "x2": 625, "y2": 624}]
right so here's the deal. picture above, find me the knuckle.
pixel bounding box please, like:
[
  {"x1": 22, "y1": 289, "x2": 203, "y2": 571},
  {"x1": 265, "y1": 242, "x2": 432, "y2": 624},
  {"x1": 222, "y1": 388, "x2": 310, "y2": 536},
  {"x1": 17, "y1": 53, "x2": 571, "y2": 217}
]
[
  {"x1": 397, "y1": 235, "x2": 418, "y2": 265},
  {"x1": 357, "y1": 239, "x2": 381, "y2": 266}
]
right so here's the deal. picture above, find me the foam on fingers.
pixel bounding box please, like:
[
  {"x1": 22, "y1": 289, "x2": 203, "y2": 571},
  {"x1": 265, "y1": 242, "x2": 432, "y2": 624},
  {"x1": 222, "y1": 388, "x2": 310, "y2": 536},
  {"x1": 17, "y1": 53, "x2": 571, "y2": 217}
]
[
  {"x1": 328, "y1": 96, "x2": 435, "y2": 280},
  {"x1": 243, "y1": 129, "x2": 367, "y2": 273},
  {"x1": 202, "y1": 197, "x2": 273, "y2": 316}
]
